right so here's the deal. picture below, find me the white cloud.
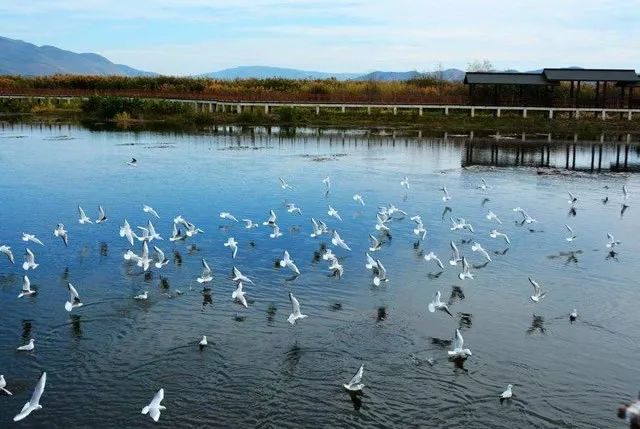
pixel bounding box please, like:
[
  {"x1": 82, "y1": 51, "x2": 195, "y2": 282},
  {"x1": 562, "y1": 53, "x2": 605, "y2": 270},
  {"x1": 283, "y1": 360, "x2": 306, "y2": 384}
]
[{"x1": 2, "y1": 0, "x2": 639, "y2": 74}]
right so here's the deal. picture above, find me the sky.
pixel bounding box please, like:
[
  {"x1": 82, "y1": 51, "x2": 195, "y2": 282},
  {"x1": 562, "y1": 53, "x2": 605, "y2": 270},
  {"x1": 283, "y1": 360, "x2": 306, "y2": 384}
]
[{"x1": 1, "y1": 0, "x2": 639, "y2": 75}]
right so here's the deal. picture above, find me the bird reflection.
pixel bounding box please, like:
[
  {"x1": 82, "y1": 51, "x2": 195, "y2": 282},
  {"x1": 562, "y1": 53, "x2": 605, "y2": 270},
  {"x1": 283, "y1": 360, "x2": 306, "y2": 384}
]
[
  {"x1": 21, "y1": 320, "x2": 32, "y2": 341},
  {"x1": 430, "y1": 337, "x2": 452, "y2": 349},
  {"x1": 173, "y1": 251, "x2": 183, "y2": 266},
  {"x1": 187, "y1": 244, "x2": 200, "y2": 255},
  {"x1": 348, "y1": 391, "x2": 363, "y2": 410},
  {"x1": 602, "y1": 196, "x2": 609, "y2": 204},
  {"x1": 494, "y1": 248, "x2": 509, "y2": 256},
  {"x1": 159, "y1": 277, "x2": 170, "y2": 290},
  {"x1": 451, "y1": 356, "x2": 468, "y2": 372},
  {"x1": 526, "y1": 315, "x2": 545, "y2": 334},
  {"x1": 472, "y1": 261, "x2": 489, "y2": 269},
  {"x1": 567, "y1": 207, "x2": 577, "y2": 217},
  {"x1": 606, "y1": 250, "x2": 619, "y2": 261},
  {"x1": 376, "y1": 307, "x2": 387, "y2": 322},
  {"x1": 441, "y1": 206, "x2": 452, "y2": 220},
  {"x1": 202, "y1": 290, "x2": 213, "y2": 308},
  {"x1": 61, "y1": 267, "x2": 70, "y2": 281},
  {"x1": 70, "y1": 314, "x2": 82, "y2": 338},
  {"x1": 143, "y1": 271, "x2": 153, "y2": 282},
  {"x1": 481, "y1": 198, "x2": 490, "y2": 207},
  {"x1": 427, "y1": 271, "x2": 443, "y2": 279},
  {"x1": 99, "y1": 242, "x2": 108, "y2": 256},
  {"x1": 458, "y1": 313, "x2": 473, "y2": 329},
  {"x1": 621, "y1": 204, "x2": 629, "y2": 218},
  {"x1": 448, "y1": 286, "x2": 465, "y2": 304},
  {"x1": 330, "y1": 303, "x2": 342, "y2": 311},
  {"x1": 284, "y1": 342, "x2": 303, "y2": 374},
  {"x1": 266, "y1": 303, "x2": 277, "y2": 323}
]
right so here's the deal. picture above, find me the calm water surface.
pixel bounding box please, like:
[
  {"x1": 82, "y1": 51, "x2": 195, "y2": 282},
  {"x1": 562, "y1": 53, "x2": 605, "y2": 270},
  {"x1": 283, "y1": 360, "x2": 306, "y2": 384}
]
[{"x1": 0, "y1": 123, "x2": 639, "y2": 428}]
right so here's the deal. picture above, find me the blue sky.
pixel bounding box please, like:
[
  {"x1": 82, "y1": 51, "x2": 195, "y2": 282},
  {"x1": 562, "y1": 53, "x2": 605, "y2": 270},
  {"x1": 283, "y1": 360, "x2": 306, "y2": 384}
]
[{"x1": 1, "y1": 0, "x2": 639, "y2": 75}]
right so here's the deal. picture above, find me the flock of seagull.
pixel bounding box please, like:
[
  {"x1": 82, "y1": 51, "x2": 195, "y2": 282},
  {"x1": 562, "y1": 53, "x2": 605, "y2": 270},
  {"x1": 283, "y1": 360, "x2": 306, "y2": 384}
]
[{"x1": 0, "y1": 168, "x2": 631, "y2": 423}]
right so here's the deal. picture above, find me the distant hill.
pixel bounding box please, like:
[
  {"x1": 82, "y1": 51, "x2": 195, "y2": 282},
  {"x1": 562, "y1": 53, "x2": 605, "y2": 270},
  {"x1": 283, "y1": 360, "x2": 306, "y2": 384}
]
[
  {"x1": 0, "y1": 36, "x2": 156, "y2": 76},
  {"x1": 355, "y1": 68, "x2": 465, "y2": 82},
  {"x1": 200, "y1": 66, "x2": 360, "y2": 80}
]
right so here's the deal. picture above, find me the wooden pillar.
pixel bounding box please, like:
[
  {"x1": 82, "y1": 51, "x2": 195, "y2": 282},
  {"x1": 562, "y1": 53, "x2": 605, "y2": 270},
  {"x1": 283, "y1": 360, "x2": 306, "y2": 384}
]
[
  {"x1": 570, "y1": 81, "x2": 575, "y2": 100},
  {"x1": 595, "y1": 81, "x2": 600, "y2": 108},
  {"x1": 576, "y1": 81, "x2": 581, "y2": 107},
  {"x1": 620, "y1": 85, "x2": 626, "y2": 109},
  {"x1": 602, "y1": 81, "x2": 607, "y2": 108},
  {"x1": 494, "y1": 84, "x2": 499, "y2": 106}
]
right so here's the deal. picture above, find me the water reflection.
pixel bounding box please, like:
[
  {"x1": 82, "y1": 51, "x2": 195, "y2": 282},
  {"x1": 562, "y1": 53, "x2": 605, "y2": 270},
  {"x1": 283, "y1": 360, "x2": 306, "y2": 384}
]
[
  {"x1": 21, "y1": 320, "x2": 32, "y2": 341},
  {"x1": 527, "y1": 315, "x2": 546, "y2": 335},
  {"x1": 70, "y1": 314, "x2": 82, "y2": 338}
]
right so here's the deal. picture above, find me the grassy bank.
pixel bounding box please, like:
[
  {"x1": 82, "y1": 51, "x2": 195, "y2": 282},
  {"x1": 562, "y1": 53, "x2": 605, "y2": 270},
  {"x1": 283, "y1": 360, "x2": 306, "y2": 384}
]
[{"x1": 1, "y1": 96, "x2": 640, "y2": 135}]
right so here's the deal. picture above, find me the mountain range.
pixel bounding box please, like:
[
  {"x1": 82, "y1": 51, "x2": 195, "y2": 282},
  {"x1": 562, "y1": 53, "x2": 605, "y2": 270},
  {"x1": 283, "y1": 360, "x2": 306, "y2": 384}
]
[{"x1": 0, "y1": 36, "x2": 156, "y2": 77}]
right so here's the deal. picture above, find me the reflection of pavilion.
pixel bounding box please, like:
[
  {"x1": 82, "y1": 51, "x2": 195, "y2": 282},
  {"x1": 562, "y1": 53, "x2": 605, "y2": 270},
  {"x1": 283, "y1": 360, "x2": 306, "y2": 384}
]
[{"x1": 460, "y1": 133, "x2": 638, "y2": 172}]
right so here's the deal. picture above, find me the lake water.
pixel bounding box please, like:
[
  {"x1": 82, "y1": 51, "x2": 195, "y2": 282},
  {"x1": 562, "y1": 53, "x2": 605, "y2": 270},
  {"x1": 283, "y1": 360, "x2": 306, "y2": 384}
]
[{"x1": 0, "y1": 123, "x2": 639, "y2": 428}]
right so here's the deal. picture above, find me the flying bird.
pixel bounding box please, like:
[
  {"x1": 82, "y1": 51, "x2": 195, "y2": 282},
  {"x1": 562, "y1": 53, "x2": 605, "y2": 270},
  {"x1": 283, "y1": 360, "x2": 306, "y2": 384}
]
[
  {"x1": 279, "y1": 177, "x2": 293, "y2": 190},
  {"x1": 448, "y1": 329, "x2": 472, "y2": 358},
  {"x1": 400, "y1": 176, "x2": 410, "y2": 190},
  {"x1": 486, "y1": 210, "x2": 502, "y2": 224},
  {"x1": 263, "y1": 210, "x2": 277, "y2": 226},
  {"x1": 22, "y1": 233, "x2": 44, "y2": 246},
  {"x1": 65, "y1": 283, "x2": 83, "y2": 311},
  {"x1": 22, "y1": 248, "x2": 38, "y2": 271},
  {"x1": 18, "y1": 275, "x2": 35, "y2": 298},
  {"x1": 153, "y1": 246, "x2": 169, "y2": 268},
  {"x1": 529, "y1": 277, "x2": 546, "y2": 302},
  {"x1": 343, "y1": 364, "x2": 365, "y2": 391},
  {"x1": 12, "y1": 372, "x2": 46, "y2": 422},
  {"x1": 424, "y1": 252, "x2": 444, "y2": 270},
  {"x1": 471, "y1": 242, "x2": 491, "y2": 262},
  {"x1": 223, "y1": 237, "x2": 238, "y2": 258},
  {"x1": 564, "y1": 225, "x2": 577, "y2": 241},
  {"x1": 353, "y1": 194, "x2": 365, "y2": 206},
  {"x1": 286, "y1": 203, "x2": 302, "y2": 215},
  {"x1": 279, "y1": 251, "x2": 300, "y2": 275},
  {"x1": 606, "y1": 233, "x2": 620, "y2": 248},
  {"x1": 220, "y1": 212, "x2": 239, "y2": 222},
  {"x1": 232, "y1": 266, "x2": 254, "y2": 284},
  {"x1": 143, "y1": 205, "x2": 160, "y2": 218},
  {"x1": 53, "y1": 223, "x2": 68, "y2": 246},
  {"x1": 141, "y1": 388, "x2": 166, "y2": 422},
  {"x1": 232, "y1": 282, "x2": 248, "y2": 308},
  {"x1": 489, "y1": 229, "x2": 511, "y2": 244},
  {"x1": 449, "y1": 241, "x2": 462, "y2": 266},
  {"x1": 368, "y1": 234, "x2": 382, "y2": 252},
  {"x1": 287, "y1": 292, "x2": 308, "y2": 324},
  {"x1": 331, "y1": 231, "x2": 351, "y2": 251},
  {"x1": 458, "y1": 257, "x2": 474, "y2": 280},
  {"x1": 78, "y1": 206, "x2": 92, "y2": 224},
  {"x1": 120, "y1": 220, "x2": 135, "y2": 246},
  {"x1": 0, "y1": 245, "x2": 15, "y2": 264},
  {"x1": 428, "y1": 291, "x2": 453, "y2": 317},
  {"x1": 440, "y1": 186, "x2": 451, "y2": 202},
  {"x1": 95, "y1": 205, "x2": 107, "y2": 223},
  {"x1": 327, "y1": 205, "x2": 343, "y2": 222},
  {"x1": 242, "y1": 219, "x2": 259, "y2": 229},
  {"x1": 197, "y1": 258, "x2": 213, "y2": 284},
  {"x1": 372, "y1": 259, "x2": 388, "y2": 286}
]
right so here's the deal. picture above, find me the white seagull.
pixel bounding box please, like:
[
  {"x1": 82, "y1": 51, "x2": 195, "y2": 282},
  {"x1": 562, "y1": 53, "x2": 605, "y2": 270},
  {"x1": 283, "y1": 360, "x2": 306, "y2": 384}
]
[
  {"x1": 365, "y1": 252, "x2": 376, "y2": 270},
  {"x1": 197, "y1": 258, "x2": 213, "y2": 284},
  {"x1": 286, "y1": 203, "x2": 302, "y2": 215},
  {"x1": 223, "y1": 237, "x2": 238, "y2": 259},
  {"x1": 471, "y1": 242, "x2": 492, "y2": 262},
  {"x1": 17, "y1": 339, "x2": 35, "y2": 352},
  {"x1": 153, "y1": 246, "x2": 169, "y2": 268},
  {"x1": 18, "y1": 275, "x2": 35, "y2": 298},
  {"x1": 449, "y1": 241, "x2": 462, "y2": 266},
  {"x1": 279, "y1": 177, "x2": 293, "y2": 190},
  {"x1": 242, "y1": 219, "x2": 259, "y2": 229},
  {"x1": 53, "y1": 223, "x2": 68, "y2": 247},
  {"x1": 269, "y1": 224, "x2": 283, "y2": 239},
  {"x1": 458, "y1": 257, "x2": 474, "y2": 280},
  {"x1": 478, "y1": 178, "x2": 489, "y2": 191},
  {"x1": 401, "y1": 176, "x2": 410, "y2": 190},
  {"x1": 143, "y1": 205, "x2": 160, "y2": 218},
  {"x1": 327, "y1": 205, "x2": 343, "y2": 222},
  {"x1": 343, "y1": 364, "x2": 365, "y2": 391},
  {"x1": 486, "y1": 210, "x2": 502, "y2": 224},
  {"x1": 65, "y1": 283, "x2": 83, "y2": 311},
  {"x1": 199, "y1": 336, "x2": 208, "y2": 349},
  {"x1": 440, "y1": 186, "x2": 451, "y2": 202},
  {"x1": 375, "y1": 214, "x2": 390, "y2": 232},
  {"x1": 529, "y1": 277, "x2": 546, "y2": 302},
  {"x1": 373, "y1": 259, "x2": 388, "y2": 286},
  {"x1": 353, "y1": 194, "x2": 365, "y2": 206},
  {"x1": 120, "y1": 220, "x2": 135, "y2": 246},
  {"x1": 220, "y1": 212, "x2": 239, "y2": 222},
  {"x1": 565, "y1": 225, "x2": 577, "y2": 241},
  {"x1": 12, "y1": 372, "x2": 46, "y2": 422},
  {"x1": 513, "y1": 207, "x2": 537, "y2": 224},
  {"x1": 22, "y1": 233, "x2": 44, "y2": 246},
  {"x1": 0, "y1": 245, "x2": 15, "y2": 264},
  {"x1": 500, "y1": 384, "x2": 513, "y2": 399},
  {"x1": 287, "y1": 292, "x2": 308, "y2": 324},
  {"x1": 428, "y1": 291, "x2": 453, "y2": 317},
  {"x1": 279, "y1": 251, "x2": 300, "y2": 275},
  {"x1": 22, "y1": 248, "x2": 38, "y2": 271},
  {"x1": 141, "y1": 388, "x2": 166, "y2": 422},
  {"x1": 331, "y1": 231, "x2": 351, "y2": 251},
  {"x1": 0, "y1": 374, "x2": 12, "y2": 395},
  {"x1": 232, "y1": 266, "x2": 254, "y2": 284},
  {"x1": 322, "y1": 176, "x2": 331, "y2": 191},
  {"x1": 310, "y1": 218, "x2": 327, "y2": 238},
  {"x1": 368, "y1": 234, "x2": 382, "y2": 252},
  {"x1": 78, "y1": 206, "x2": 92, "y2": 224},
  {"x1": 567, "y1": 191, "x2": 577, "y2": 205},
  {"x1": 232, "y1": 282, "x2": 248, "y2": 308},
  {"x1": 263, "y1": 210, "x2": 277, "y2": 226},
  {"x1": 133, "y1": 291, "x2": 148, "y2": 300},
  {"x1": 424, "y1": 252, "x2": 444, "y2": 270},
  {"x1": 623, "y1": 184, "x2": 630, "y2": 202},
  {"x1": 606, "y1": 233, "x2": 620, "y2": 248},
  {"x1": 489, "y1": 229, "x2": 511, "y2": 245},
  {"x1": 448, "y1": 329, "x2": 472, "y2": 358},
  {"x1": 413, "y1": 221, "x2": 427, "y2": 240},
  {"x1": 169, "y1": 223, "x2": 186, "y2": 242},
  {"x1": 95, "y1": 205, "x2": 107, "y2": 223}
]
